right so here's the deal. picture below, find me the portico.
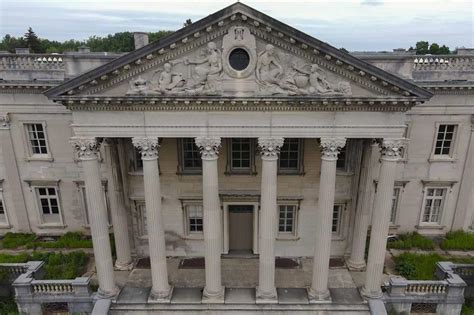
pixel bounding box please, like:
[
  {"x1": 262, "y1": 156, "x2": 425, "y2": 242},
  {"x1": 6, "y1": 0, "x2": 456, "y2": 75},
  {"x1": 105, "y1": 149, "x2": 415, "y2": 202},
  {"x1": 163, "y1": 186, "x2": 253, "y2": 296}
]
[{"x1": 45, "y1": 2, "x2": 431, "y2": 307}]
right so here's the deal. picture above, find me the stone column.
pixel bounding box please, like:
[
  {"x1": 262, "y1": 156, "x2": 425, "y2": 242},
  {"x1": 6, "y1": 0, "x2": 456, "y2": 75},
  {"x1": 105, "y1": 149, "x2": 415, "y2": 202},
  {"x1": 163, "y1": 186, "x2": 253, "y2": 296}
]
[
  {"x1": 103, "y1": 139, "x2": 133, "y2": 270},
  {"x1": 362, "y1": 139, "x2": 404, "y2": 298},
  {"x1": 0, "y1": 113, "x2": 30, "y2": 231},
  {"x1": 256, "y1": 137, "x2": 284, "y2": 304},
  {"x1": 308, "y1": 137, "x2": 346, "y2": 303},
  {"x1": 347, "y1": 140, "x2": 380, "y2": 270},
  {"x1": 132, "y1": 137, "x2": 172, "y2": 302},
  {"x1": 70, "y1": 137, "x2": 118, "y2": 298},
  {"x1": 195, "y1": 137, "x2": 224, "y2": 303}
]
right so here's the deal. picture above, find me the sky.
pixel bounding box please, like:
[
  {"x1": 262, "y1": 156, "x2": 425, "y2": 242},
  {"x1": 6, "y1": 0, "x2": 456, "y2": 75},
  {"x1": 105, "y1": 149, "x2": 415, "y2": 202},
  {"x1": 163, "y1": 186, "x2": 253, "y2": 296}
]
[{"x1": 0, "y1": 0, "x2": 472, "y2": 51}]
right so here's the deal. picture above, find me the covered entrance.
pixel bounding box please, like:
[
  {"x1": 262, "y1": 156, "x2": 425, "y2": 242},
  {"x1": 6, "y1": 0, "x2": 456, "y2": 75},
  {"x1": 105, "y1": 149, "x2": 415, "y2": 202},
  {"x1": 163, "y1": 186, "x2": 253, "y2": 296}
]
[{"x1": 228, "y1": 205, "x2": 254, "y2": 252}]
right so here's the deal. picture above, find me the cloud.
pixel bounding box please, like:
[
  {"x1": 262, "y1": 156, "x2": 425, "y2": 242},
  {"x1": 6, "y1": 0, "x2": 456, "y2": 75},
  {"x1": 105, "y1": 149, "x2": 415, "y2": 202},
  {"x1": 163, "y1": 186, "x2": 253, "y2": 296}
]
[{"x1": 361, "y1": 0, "x2": 384, "y2": 6}]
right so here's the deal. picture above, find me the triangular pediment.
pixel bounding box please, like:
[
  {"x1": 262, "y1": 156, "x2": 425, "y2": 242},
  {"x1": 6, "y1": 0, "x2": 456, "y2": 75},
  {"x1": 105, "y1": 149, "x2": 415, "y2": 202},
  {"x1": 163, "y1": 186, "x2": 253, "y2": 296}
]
[{"x1": 46, "y1": 2, "x2": 431, "y2": 104}]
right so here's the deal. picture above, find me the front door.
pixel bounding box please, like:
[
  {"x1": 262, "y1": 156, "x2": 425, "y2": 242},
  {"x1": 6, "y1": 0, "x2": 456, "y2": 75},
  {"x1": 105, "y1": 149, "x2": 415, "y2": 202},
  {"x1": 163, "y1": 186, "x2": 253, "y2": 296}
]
[{"x1": 228, "y1": 205, "x2": 254, "y2": 251}]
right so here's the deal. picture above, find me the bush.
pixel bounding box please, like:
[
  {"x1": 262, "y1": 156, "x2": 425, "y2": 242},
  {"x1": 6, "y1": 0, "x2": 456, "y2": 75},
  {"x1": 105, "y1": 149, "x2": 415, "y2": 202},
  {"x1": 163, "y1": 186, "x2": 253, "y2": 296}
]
[
  {"x1": 393, "y1": 252, "x2": 444, "y2": 280},
  {"x1": 28, "y1": 232, "x2": 92, "y2": 249},
  {"x1": 1, "y1": 233, "x2": 36, "y2": 249},
  {"x1": 0, "y1": 297, "x2": 18, "y2": 314},
  {"x1": 387, "y1": 232, "x2": 434, "y2": 250},
  {"x1": 440, "y1": 230, "x2": 474, "y2": 251}
]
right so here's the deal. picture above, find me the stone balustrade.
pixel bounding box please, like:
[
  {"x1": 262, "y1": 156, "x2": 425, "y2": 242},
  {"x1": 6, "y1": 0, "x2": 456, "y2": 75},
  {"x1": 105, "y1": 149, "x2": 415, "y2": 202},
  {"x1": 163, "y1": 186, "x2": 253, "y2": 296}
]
[
  {"x1": 0, "y1": 261, "x2": 44, "y2": 297},
  {"x1": 405, "y1": 281, "x2": 448, "y2": 294},
  {"x1": 0, "y1": 54, "x2": 65, "y2": 71},
  {"x1": 437, "y1": 261, "x2": 474, "y2": 300},
  {"x1": 413, "y1": 55, "x2": 474, "y2": 71}
]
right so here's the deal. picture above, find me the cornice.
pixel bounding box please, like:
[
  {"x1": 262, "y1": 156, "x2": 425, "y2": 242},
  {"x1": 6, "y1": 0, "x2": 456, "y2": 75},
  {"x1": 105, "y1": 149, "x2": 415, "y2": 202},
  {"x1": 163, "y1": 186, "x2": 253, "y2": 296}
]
[
  {"x1": 56, "y1": 96, "x2": 420, "y2": 112},
  {"x1": 0, "y1": 83, "x2": 57, "y2": 94}
]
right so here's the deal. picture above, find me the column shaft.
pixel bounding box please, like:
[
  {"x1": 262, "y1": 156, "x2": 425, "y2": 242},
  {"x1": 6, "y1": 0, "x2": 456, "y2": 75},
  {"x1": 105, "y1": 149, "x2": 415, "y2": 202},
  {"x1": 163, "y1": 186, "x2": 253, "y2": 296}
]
[
  {"x1": 309, "y1": 137, "x2": 345, "y2": 302},
  {"x1": 71, "y1": 137, "x2": 118, "y2": 298},
  {"x1": 347, "y1": 141, "x2": 380, "y2": 270},
  {"x1": 196, "y1": 137, "x2": 224, "y2": 303},
  {"x1": 104, "y1": 140, "x2": 133, "y2": 270},
  {"x1": 363, "y1": 139, "x2": 404, "y2": 298},
  {"x1": 133, "y1": 137, "x2": 171, "y2": 302},
  {"x1": 256, "y1": 137, "x2": 284, "y2": 303}
]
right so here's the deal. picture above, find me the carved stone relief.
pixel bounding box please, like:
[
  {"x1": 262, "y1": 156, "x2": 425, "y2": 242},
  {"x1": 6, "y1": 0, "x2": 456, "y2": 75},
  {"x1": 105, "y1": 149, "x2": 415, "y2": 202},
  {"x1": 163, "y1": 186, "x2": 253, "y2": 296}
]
[{"x1": 124, "y1": 26, "x2": 352, "y2": 97}]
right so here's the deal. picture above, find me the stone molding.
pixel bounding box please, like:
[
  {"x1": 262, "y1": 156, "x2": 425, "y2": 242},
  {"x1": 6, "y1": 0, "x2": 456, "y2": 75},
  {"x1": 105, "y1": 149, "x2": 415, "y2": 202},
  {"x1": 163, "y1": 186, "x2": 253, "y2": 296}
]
[
  {"x1": 195, "y1": 137, "x2": 221, "y2": 160},
  {"x1": 70, "y1": 137, "x2": 101, "y2": 161},
  {"x1": 319, "y1": 137, "x2": 346, "y2": 160},
  {"x1": 132, "y1": 137, "x2": 159, "y2": 160},
  {"x1": 0, "y1": 113, "x2": 10, "y2": 129},
  {"x1": 380, "y1": 138, "x2": 405, "y2": 161},
  {"x1": 258, "y1": 137, "x2": 284, "y2": 160}
]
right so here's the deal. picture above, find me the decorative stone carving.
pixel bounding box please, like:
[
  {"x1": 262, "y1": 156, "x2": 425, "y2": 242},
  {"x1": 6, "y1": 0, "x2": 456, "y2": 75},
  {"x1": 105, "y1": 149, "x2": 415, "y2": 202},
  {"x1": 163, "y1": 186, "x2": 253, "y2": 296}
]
[
  {"x1": 195, "y1": 137, "x2": 221, "y2": 160},
  {"x1": 258, "y1": 137, "x2": 284, "y2": 159},
  {"x1": 287, "y1": 64, "x2": 352, "y2": 95},
  {"x1": 153, "y1": 62, "x2": 186, "y2": 94},
  {"x1": 126, "y1": 76, "x2": 156, "y2": 95},
  {"x1": 185, "y1": 42, "x2": 223, "y2": 95},
  {"x1": 70, "y1": 137, "x2": 102, "y2": 160},
  {"x1": 319, "y1": 137, "x2": 346, "y2": 160},
  {"x1": 0, "y1": 113, "x2": 10, "y2": 129},
  {"x1": 256, "y1": 44, "x2": 288, "y2": 95},
  {"x1": 380, "y1": 139, "x2": 405, "y2": 160},
  {"x1": 132, "y1": 137, "x2": 159, "y2": 160},
  {"x1": 222, "y1": 26, "x2": 257, "y2": 79}
]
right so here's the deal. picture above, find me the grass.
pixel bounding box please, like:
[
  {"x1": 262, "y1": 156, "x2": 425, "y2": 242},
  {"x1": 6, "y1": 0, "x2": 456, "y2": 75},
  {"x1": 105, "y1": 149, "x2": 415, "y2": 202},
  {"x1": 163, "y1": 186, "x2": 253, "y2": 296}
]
[
  {"x1": 1, "y1": 232, "x2": 92, "y2": 249},
  {"x1": 440, "y1": 230, "x2": 474, "y2": 251},
  {"x1": 387, "y1": 232, "x2": 435, "y2": 250},
  {"x1": 1, "y1": 233, "x2": 36, "y2": 249},
  {"x1": 0, "y1": 251, "x2": 88, "y2": 280},
  {"x1": 462, "y1": 298, "x2": 474, "y2": 315},
  {"x1": 0, "y1": 298, "x2": 18, "y2": 315}
]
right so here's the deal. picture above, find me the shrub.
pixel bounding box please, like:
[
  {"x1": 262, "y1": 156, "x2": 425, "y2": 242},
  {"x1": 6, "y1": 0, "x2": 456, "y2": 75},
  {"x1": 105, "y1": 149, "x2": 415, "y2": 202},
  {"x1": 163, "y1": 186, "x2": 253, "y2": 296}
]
[
  {"x1": 0, "y1": 253, "x2": 30, "y2": 263},
  {"x1": 0, "y1": 297, "x2": 18, "y2": 314},
  {"x1": 387, "y1": 232, "x2": 434, "y2": 250},
  {"x1": 1, "y1": 233, "x2": 36, "y2": 249},
  {"x1": 393, "y1": 252, "x2": 444, "y2": 280},
  {"x1": 27, "y1": 232, "x2": 93, "y2": 249},
  {"x1": 440, "y1": 230, "x2": 474, "y2": 251}
]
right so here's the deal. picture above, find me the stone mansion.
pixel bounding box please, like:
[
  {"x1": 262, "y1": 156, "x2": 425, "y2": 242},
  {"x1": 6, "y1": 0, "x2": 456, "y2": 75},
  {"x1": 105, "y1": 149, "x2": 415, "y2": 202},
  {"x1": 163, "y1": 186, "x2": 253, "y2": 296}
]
[{"x1": 0, "y1": 2, "x2": 472, "y2": 308}]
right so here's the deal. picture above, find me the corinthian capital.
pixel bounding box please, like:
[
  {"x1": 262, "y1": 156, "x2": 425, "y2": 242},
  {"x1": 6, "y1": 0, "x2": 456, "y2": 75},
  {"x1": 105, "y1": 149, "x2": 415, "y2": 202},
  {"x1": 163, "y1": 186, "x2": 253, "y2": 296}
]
[
  {"x1": 0, "y1": 113, "x2": 10, "y2": 129},
  {"x1": 195, "y1": 137, "x2": 221, "y2": 160},
  {"x1": 380, "y1": 138, "x2": 405, "y2": 161},
  {"x1": 132, "y1": 137, "x2": 159, "y2": 160},
  {"x1": 70, "y1": 137, "x2": 102, "y2": 160},
  {"x1": 319, "y1": 137, "x2": 346, "y2": 160},
  {"x1": 258, "y1": 137, "x2": 284, "y2": 160}
]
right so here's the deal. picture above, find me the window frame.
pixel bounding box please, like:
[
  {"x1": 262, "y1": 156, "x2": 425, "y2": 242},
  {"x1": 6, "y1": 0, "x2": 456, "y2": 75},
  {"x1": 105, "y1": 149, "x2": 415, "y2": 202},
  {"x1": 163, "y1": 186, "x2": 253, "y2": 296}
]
[
  {"x1": 332, "y1": 203, "x2": 345, "y2": 236},
  {"x1": 0, "y1": 183, "x2": 10, "y2": 227},
  {"x1": 177, "y1": 138, "x2": 202, "y2": 175},
  {"x1": 181, "y1": 200, "x2": 204, "y2": 239},
  {"x1": 21, "y1": 121, "x2": 53, "y2": 161},
  {"x1": 226, "y1": 138, "x2": 257, "y2": 175},
  {"x1": 276, "y1": 200, "x2": 300, "y2": 240},
  {"x1": 390, "y1": 187, "x2": 402, "y2": 226},
  {"x1": 31, "y1": 183, "x2": 64, "y2": 227},
  {"x1": 430, "y1": 123, "x2": 459, "y2": 161},
  {"x1": 420, "y1": 186, "x2": 449, "y2": 226},
  {"x1": 75, "y1": 180, "x2": 111, "y2": 227},
  {"x1": 278, "y1": 138, "x2": 304, "y2": 175}
]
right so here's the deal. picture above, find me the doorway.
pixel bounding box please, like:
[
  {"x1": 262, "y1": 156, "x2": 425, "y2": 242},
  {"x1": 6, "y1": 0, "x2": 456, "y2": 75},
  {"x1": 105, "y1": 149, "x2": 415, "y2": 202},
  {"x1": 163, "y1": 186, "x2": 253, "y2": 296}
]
[{"x1": 223, "y1": 202, "x2": 259, "y2": 254}]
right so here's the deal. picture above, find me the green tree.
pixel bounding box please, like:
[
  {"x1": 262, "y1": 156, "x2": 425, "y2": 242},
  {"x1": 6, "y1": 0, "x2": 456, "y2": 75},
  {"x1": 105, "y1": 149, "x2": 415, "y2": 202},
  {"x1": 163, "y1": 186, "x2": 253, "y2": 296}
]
[
  {"x1": 183, "y1": 19, "x2": 192, "y2": 27},
  {"x1": 415, "y1": 41, "x2": 429, "y2": 55},
  {"x1": 24, "y1": 27, "x2": 43, "y2": 53},
  {"x1": 413, "y1": 41, "x2": 450, "y2": 55}
]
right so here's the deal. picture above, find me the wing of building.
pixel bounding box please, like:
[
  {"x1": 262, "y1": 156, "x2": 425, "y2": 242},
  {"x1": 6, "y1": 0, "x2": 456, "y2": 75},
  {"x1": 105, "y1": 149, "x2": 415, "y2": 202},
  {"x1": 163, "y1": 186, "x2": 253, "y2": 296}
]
[{"x1": 0, "y1": 1, "x2": 472, "y2": 309}]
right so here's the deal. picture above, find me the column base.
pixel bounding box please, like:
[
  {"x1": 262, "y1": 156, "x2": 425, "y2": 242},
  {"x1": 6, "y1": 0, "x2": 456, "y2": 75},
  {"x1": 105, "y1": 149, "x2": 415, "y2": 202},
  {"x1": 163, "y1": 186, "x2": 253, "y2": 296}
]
[
  {"x1": 97, "y1": 286, "x2": 120, "y2": 300},
  {"x1": 256, "y1": 286, "x2": 278, "y2": 304},
  {"x1": 148, "y1": 286, "x2": 173, "y2": 303},
  {"x1": 360, "y1": 286, "x2": 383, "y2": 300},
  {"x1": 114, "y1": 260, "x2": 134, "y2": 271},
  {"x1": 202, "y1": 286, "x2": 225, "y2": 304},
  {"x1": 307, "y1": 287, "x2": 331, "y2": 303},
  {"x1": 346, "y1": 259, "x2": 366, "y2": 271}
]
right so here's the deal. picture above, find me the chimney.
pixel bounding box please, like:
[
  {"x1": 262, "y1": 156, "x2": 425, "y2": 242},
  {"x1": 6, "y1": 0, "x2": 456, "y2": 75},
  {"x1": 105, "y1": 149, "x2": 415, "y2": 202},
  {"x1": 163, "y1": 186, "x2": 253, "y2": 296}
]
[
  {"x1": 133, "y1": 32, "x2": 149, "y2": 50},
  {"x1": 15, "y1": 48, "x2": 30, "y2": 54},
  {"x1": 78, "y1": 46, "x2": 91, "y2": 53}
]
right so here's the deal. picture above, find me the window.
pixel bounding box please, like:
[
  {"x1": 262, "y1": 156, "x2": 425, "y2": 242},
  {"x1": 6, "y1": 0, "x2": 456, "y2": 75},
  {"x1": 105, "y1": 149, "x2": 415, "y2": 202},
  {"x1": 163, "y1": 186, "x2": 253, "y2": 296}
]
[
  {"x1": 433, "y1": 124, "x2": 457, "y2": 157},
  {"x1": 0, "y1": 189, "x2": 8, "y2": 225},
  {"x1": 332, "y1": 204, "x2": 344, "y2": 234},
  {"x1": 227, "y1": 138, "x2": 255, "y2": 174},
  {"x1": 229, "y1": 48, "x2": 250, "y2": 71},
  {"x1": 79, "y1": 185, "x2": 111, "y2": 226},
  {"x1": 390, "y1": 187, "x2": 401, "y2": 224},
  {"x1": 131, "y1": 148, "x2": 143, "y2": 172},
  {"x1": 422, "y1": 188, "x2": 447, "y2": 224},
  {"x1": 35, "y1": 187, "x2": 62, "y2": 224},
  {"x1": 135, "y1": 202, "x2": 147, "y2": 237},
  {"x1": 279, "y1": 205, "x2": 296, "y2": 233},
  {"x1": 185, "y1": 204, "x2": 203, "y2": 234},
  {"x1": 25, "y1": 123, "x2": 49, "y2": 157},
  {"x1": 178, "y1": 138, "x2": 202, "y2": 174},
  {"x1": 279, "y1": 139, "x2": 303, "y2": 174}
]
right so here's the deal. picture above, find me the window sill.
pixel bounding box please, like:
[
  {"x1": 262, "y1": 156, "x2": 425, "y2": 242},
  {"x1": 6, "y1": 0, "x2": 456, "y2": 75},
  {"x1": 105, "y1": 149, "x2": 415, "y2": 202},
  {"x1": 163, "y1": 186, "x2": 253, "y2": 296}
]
[
  {"x1": 428, "y1": 157, "x2": 457, "y2": 163},
  {"x1": 336, "y1": 171, "x2": 354, "y2": 177},
  {"x1": 277, "y1": 234, "x2": 299, "y2": 241},
  {"x1": 176, "y1": 171, "x2": 202, "y2": 176},
  {"x1": 389, "y1": 224, "x2": 400, "y2": 229},
  {"x1": 224, "y1": 171, "x2": 257, "y2": 176},
  {"x1": 0, "y1": 224, "x2": 12, "y2": 229},
  {"x1": 277, "y1": 171, "x2": 305, "y2": 176},
  {"x1": 26, "y1": 156, "x2": 54, "y2": 162},
  {"x1": 331, "y1": 234, "x2": 345, "y2": 241},
  {"x1": 128, "y1": 171, "x2": 143, "y2": 176},
  {"x1": 82, "y1": 224, "x2": 113, "y2": 229},
  {"x1": 182, "y1": 234, "x2": 204, "y2": 240},
  {"x1": 415, "y1": 224, "x2": 445, "y2": 230},
  {"x1": 37, "y1": 224, "x2": 67, "y2": 229}
]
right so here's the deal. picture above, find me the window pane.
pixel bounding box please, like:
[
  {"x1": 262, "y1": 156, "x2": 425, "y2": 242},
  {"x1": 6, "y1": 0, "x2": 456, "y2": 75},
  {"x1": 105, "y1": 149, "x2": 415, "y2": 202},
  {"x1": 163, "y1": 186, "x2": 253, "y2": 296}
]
[{"x1": 434, "y1": 125, "x2": 456, "y2": 156}]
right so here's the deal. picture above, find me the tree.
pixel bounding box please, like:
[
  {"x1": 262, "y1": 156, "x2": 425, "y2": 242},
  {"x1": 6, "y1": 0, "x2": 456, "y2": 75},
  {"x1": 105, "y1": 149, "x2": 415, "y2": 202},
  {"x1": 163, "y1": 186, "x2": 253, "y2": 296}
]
[
  {"x1": 183, "y1": 19, "x2": 192, "y2": 27},
  {"x1": 24, "y1": 27, "x2": 43, "y2": 53},
  {"x1": 413, "y1": 41, "x2": 450, "y2": 55},
  {"x1": 415, "y1": 41, "x2": 429, "y2": 55}
]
